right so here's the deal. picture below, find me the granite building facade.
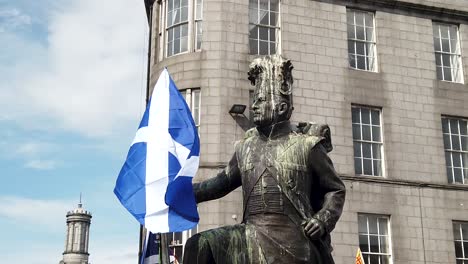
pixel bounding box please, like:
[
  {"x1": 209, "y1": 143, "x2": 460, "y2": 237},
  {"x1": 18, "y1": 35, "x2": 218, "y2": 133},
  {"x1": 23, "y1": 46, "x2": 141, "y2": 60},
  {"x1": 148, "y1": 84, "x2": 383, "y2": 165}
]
[{"x1": 143, "y1": 0, "x2": 468, "y2": 263}]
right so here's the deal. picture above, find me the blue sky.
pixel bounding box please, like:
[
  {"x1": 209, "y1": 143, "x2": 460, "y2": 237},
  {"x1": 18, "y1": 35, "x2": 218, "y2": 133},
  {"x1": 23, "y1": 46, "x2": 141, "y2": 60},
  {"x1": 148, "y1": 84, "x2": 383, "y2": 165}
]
[{"x1": 0, "y1": 0, "x2": 149, "y2": 263}]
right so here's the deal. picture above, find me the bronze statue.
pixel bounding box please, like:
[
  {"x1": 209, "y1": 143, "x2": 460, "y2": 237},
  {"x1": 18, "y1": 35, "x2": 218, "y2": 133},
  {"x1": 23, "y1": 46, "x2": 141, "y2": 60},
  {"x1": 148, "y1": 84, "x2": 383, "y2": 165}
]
[{"x1": 183, "y1": 55, "x2": 346, "y2": 264}]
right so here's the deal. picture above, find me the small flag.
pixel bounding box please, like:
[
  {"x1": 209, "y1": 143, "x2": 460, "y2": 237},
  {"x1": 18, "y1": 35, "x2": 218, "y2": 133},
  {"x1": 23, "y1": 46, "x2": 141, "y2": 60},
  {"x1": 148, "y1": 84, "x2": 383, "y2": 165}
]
[
  {"x1": 140, "y1": 232, "x2": 179, "y2": 264},
  {"x1": 141, "y1": 232, "x2": 160, "y2": 264},
  {"x1": 114, "y1": 68, "x2": 200, "y2": 233},
  {"x1": 356, "y1": 247, "x2": 365, "y2": 264}
]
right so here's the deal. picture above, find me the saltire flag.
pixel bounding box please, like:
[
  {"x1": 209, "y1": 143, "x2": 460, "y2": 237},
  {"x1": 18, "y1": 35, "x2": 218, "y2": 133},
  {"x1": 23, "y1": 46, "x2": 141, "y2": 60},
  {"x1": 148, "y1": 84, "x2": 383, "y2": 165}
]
[
  {"x1": 140, "y1": 232, "x2": 178, "y2": 264},
  {"x1": 114, "y1": 68, "x2": 200, "y2": 233},
  {"x1": 140, "y1": 232, "x2": 160, "y2": 264},
  {"x1": 355, "y1": 247, "x2": 365, "y2": 264}
]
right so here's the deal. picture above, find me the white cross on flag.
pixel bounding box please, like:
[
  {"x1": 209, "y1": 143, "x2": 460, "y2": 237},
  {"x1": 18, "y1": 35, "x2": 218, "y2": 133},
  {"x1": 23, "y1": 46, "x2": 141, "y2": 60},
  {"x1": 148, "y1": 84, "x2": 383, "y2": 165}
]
[{"x1": 114, "y1": 68, "x2": 200, "y2": 233}]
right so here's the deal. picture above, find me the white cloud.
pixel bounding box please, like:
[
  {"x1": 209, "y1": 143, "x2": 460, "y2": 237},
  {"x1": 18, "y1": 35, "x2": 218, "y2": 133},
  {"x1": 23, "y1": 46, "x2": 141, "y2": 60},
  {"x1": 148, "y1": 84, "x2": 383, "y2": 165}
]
[
  {"x1": 0, "y1": 8, "x2": 31, "y2": 32},
  {"x1": 0, "y1": 196, "x2": 73, "y2": 229},
  {"x1": 0, "y1": 0, "x2": 147, "y2": 138},
  {"x1": 25, "y1": 159, "x2": 57, "y2": 170}
]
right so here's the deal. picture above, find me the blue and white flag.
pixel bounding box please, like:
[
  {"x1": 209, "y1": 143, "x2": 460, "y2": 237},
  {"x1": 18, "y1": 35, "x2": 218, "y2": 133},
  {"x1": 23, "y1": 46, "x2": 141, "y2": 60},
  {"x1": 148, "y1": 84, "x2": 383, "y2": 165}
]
[
  {"x1": 141, "y1": 232, "x2": 160, "y2": 264},
  {"x1": 114, "y1": 68, "x2": 200, "y2": 233}
]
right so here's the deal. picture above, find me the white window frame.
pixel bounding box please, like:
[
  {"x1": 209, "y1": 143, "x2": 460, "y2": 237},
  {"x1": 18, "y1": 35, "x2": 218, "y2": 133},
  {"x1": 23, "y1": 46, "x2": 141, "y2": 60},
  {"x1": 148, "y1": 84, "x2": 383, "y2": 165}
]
[
  {"x1": 352, "y1": 105, "x2": 385, "y2": 177},
  {"x1": 194, "y1": 0, "x2": 203, "y2": 51},
  {"x1": 453, "y1": 221, "x2": 468, "y2": 263},
  {"x1": 433, "y1": 22, "x2": 464, "y2": 83},
  {"x1": 183, "y1": 88, "x2": 201, "y2": 128},
  {"x1": 347, "y1": 9, "x2": 377, "y2": 72},
  {"x1": 442, "y1": 116, "x2": 468, "y2": 184},
  {"x1": 358, "y1": 214, "x2": 393, "y2": 264},
  {"x1": 169, "y1": 226, "x2": 198, "y2": 261},
  {"x1": 249, "y1": 0, "x2": 281, "y2": 55},
  {"x1": 162, "y1": 0, "x2": 203, "y2": 58}
]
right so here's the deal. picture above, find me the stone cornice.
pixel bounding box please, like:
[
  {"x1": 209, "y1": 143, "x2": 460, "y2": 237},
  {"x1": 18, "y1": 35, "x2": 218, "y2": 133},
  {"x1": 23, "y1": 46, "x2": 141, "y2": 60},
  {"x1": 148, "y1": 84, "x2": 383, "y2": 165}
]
[
  {"x1": 340, "y1": 174, "x2": 468, "y2": 191},
  {"x1": 314, "y1": 0, "x2": 468, "y2": 24}
]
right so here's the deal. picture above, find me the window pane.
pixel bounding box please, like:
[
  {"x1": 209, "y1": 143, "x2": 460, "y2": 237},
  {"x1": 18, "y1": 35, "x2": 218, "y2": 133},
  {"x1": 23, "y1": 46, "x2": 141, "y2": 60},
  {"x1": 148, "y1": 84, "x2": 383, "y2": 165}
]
[
  {"x1": 373, "y1": 160, "x2": 381, "y2": 176},
  {"x1": 358, "y1": 215, "x2": 368, "y2": 233},
  {"x1": 250, "y1": 25, "x2": 258, "y2": 39},
  {"x1": 462, "y1": 224, "x2": 468, "y2": 239},
  {"x1": 359, "y1": 235, "x2": 369, "y2": 251},
  {"x1": 356, "y1": 42, "x2": 365, "y2": 55},
  {"x1": 452, "y1": 135, "x2": 461, "y2": 150},
  {"x1": 454, "y1": 168, "x2": 463, "y2": 183},
  {"x1": 380, "y1": 256, "x2": 390, "y2": 264},
  {"x1": 454, "y1": 223, "x2": 461, "y2": 240},
  {"x1": 453, "y1": 153, "x2": 461, "y2": 167},
  {"x1": 270, "y1": 28, "x2": 276, "y2": 41},
  {"x1": 371, "y1": 110, "x2": 380, "y2": 125},
  {"x1": 354, "y1": 143, "x2": 362, "y2": 157},
  {"x1": 361, "y1": 108, "x2": 370, "y2": 124},
  {"x1": 259, "y1": 10, "x2": 269, "y2": 25},
  {"x1": 366, "y1": 28, "x2": 374, "y2": 41},
  {"x1": 347, "y1": 11, "x2": 354, "y2": 24},
  {"x1": 270, "y1": 12, "x2": 277, "y2": 26},
  {"x1": 349, "y1": 54, "x2": 357, "y2": 68},
  {"x1": 259, "y1": 40, "x2": 268, "y2": 55},
  {"x1": 444, "y1": 66, "x2": 453, "y2": 81},
  {"x1": 249, "y1": 39, "x2": 258, "y2": 54},
  {"x1": 180, "y1": 36, "x2": 187, "y2": 52},
  {"x1": 434, "y1": 37, "x2": 441, "y2": 51},
  {"x1": 355, "y1": 157, "x2": 363, "y2": 175},
  {"x1": 442, "y1": 38, "x2": 450, "y2": 52},
  {"x1": 464, "y1": 242, "x2": 468, "y2": 257},
  {"x1": 368, "y1": 215, "x2": 378, "y2": 233},
  {"x1": 450, "y1": 119, "x2": 459, "y2": 134},
  {"x1": 363, "y1": 159, "x2": 372, "y2": 175},
  {"x1": 365, "y1": 13, "x2": 373, "y2": 27},
  {"x1": 348, "y1": 40, "x2": 356, "y2": 54},
  {"x1": 380, "y1": 235, "x2": 388, "y2": 253},
  {"x1": 369, "y1": 235, "x2": 379, "y2": 252},
  {"x1": 378, "y1": 218, "x2": 388, "y2": 234},
  {"x1": 355, "y1": 12, "x2": 364, "y2": 26},
  {"x1": 356, "y1": 25, "x2": 365, "y2": 40},
  {"x1": 270, "y1": 42, "x2": 276, "y2": 54},
  {"x1": 362, "y1": 143, "x2": 372, "y2": 158},
  {"x1": 348, "y1": 24, "x2": 356, "y2": 39},
  {"x1": 372, "y1": 126, "x2": 381, "y2": 142},
  {"x1": 442, "y1": 119, "x2": 449, "y2": 133},
  {"x1": 270, "y1": 0, "x2": 279, "y2": 12},
  {"x1": 460, "y1": 121, "x2": 467, "y2": 135},
  {"x1": 362, "y1": 125, "x2": 371, "y2": 141},
  {"x1": 352, "y1": 124, "x2": 361, "y2": 140},
  {"x1": 443, "y1": 134, "x2": 451, "y2": 149},
  {"x1": 352, "y1": 108, "x2": 360, "y2": 123},
  {"x1": 181, "y1": 6, "x2": 188, "y2": 21},
  {"x1": 249, "y1": 8, "x2": 258, "y2": 24},
  {"x1": 372, "y1": 144, "x2": 381, "y2": 159},
  {"x1": 259, "y1": 27, "x2": 268, "y2": 40},
  {"x1": 442, "y1": 54, "x2": 451, "y2": 67}
]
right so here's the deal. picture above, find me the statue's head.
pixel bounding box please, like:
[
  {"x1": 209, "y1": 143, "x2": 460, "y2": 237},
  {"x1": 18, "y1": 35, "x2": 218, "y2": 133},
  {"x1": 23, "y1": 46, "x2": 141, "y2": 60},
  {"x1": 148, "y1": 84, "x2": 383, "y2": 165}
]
[{"x1": 248, "y1": 55, "x2": 294, "y2": 128}]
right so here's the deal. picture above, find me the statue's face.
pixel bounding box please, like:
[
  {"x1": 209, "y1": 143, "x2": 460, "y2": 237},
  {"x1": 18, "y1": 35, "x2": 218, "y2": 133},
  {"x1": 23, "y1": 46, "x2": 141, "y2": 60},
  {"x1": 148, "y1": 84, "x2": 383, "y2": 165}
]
[{"x1": 252, "y1": 91, "x2": 279, "y2": 127}]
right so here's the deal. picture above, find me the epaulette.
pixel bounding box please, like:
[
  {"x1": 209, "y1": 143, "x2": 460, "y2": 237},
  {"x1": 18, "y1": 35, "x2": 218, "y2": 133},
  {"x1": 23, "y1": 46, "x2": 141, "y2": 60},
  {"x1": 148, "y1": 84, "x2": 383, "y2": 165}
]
[
  {"x1": 296, "y1": 122, "x2": 333, "y2": 153},
  {"x1": 243, "y1": 127, "x2": 258, "y2": 139}
]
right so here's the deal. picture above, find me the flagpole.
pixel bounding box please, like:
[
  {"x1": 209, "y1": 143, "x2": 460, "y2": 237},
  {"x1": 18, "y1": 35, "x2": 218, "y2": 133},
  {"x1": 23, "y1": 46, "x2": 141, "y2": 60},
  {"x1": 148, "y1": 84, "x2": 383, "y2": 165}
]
[{"x1": 139, "y1": 1, "x2": 154, "y2": 263}]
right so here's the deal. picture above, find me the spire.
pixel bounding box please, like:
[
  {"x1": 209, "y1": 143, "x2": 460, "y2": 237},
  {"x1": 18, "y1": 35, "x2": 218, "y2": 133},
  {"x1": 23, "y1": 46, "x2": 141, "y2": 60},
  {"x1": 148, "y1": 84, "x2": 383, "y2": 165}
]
[{"x1": 78, "y1": 192, "x2": 82, "y2": 208}]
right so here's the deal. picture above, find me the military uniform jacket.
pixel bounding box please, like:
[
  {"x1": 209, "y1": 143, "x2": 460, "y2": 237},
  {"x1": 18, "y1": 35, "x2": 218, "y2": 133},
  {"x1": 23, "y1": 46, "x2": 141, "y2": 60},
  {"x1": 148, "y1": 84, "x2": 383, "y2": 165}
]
[{"x1": 193, "y1": 121, "x2": 346, "y2": 254}]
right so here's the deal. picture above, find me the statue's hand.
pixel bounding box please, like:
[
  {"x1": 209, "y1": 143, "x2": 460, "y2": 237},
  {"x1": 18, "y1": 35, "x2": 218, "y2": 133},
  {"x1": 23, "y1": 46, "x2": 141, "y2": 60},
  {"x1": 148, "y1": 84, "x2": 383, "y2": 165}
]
[{"x1": 302, "y1": 218, "x2": 325, "y2": 240}]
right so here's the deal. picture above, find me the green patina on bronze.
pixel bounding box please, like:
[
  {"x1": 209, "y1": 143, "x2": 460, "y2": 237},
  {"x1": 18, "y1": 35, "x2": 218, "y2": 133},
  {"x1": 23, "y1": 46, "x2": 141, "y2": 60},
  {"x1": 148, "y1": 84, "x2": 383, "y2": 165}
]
[{"x1": 183, "y1": 55, "x2": 346, "y2": 264}]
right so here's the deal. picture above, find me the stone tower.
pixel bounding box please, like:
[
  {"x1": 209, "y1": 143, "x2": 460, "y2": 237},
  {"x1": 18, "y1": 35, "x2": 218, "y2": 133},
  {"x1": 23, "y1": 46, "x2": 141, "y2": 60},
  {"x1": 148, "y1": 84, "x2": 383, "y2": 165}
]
[{"x1": 59, "y1": 199, "x2": 92, "y2": 264}]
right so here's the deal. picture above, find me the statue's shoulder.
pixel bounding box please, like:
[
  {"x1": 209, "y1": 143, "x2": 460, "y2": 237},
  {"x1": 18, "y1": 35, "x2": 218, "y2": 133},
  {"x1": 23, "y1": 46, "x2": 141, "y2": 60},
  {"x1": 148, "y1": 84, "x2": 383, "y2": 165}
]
[
  {"x1": 295, "y1": 122, "x2": 333, "y2": 153},
  {"x1": 234, "y1": 127, "x2": 258, "y2": 151},
  {"x1": 243, "y1": 127, "x2": 259, "y2": 140}
]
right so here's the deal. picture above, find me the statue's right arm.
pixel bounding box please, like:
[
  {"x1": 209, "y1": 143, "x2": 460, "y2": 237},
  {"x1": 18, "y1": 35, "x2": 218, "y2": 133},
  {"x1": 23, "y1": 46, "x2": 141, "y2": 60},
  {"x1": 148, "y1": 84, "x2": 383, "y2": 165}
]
[{"x1": 193, "y1": 153, "x2": 242, "y2": 203}]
